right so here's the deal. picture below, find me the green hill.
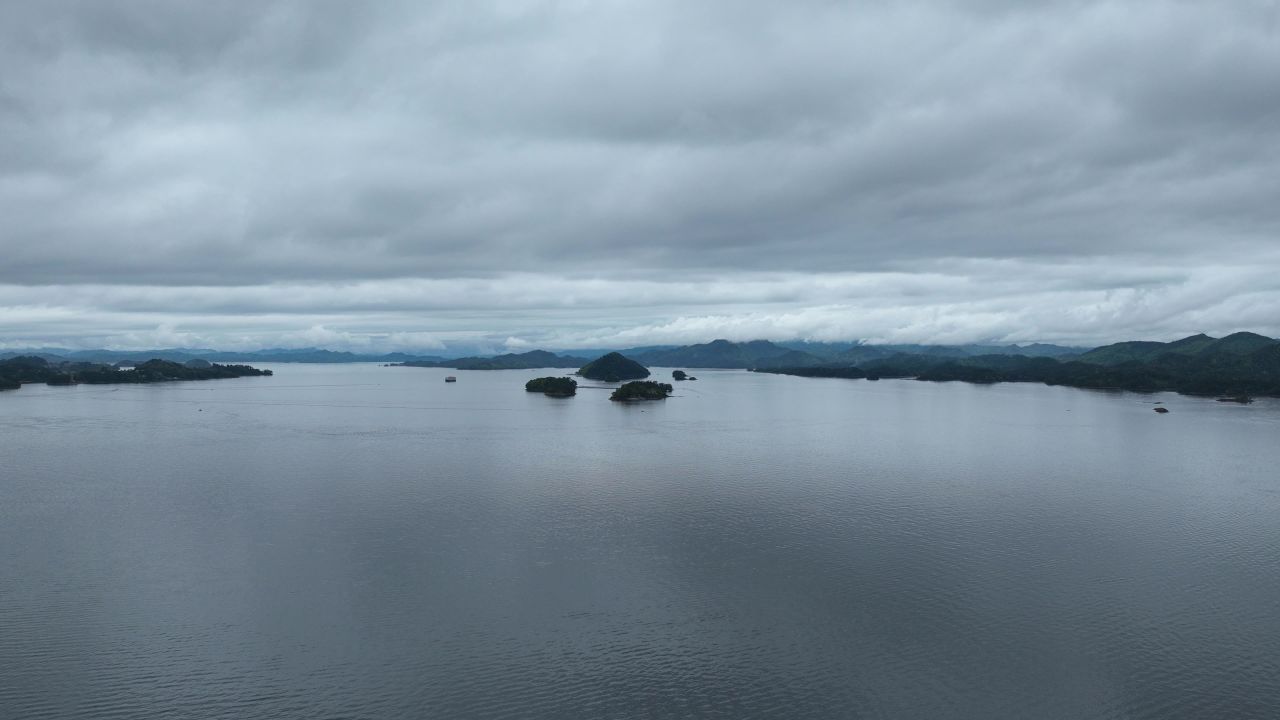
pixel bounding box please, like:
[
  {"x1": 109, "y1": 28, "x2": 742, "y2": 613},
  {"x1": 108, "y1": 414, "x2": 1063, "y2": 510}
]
[
  {"x1": 578, "y1": 352, "x2": 650, "y2": 382},
  {"x1": 1077, "y1": 340, "x2": 1172, "y2": 364},
  {"x1": 1164, "y1": 333, "x2": 1218, "y2": 355},
  {"x1": 1205, "y1": 332, "x2": 1278, "y2": 356},
  {"x1": 1081, "y1": 333, "x2": 1280, "y2": 365}
]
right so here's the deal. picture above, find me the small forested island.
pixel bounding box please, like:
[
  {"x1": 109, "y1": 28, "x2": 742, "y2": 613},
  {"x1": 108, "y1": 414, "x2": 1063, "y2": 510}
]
[
  {"x1": 525, "y1": 376, "x2": 577, "y2": 397},
  {"x1": 610, "y1": 381, "x2": 673, "y2": 401},
  {"x1": 672, "y1": 370, "x2": 687, "y2": 380},
  {"x1": 578, "y1": 352, "x2": 650, "y2": 382},
  {"x1": 0, "y1": 356, "x2": 272, "y2": 391},
  {"x1": 755, "y1": 332, "x2": 1280, "y2": 398}
]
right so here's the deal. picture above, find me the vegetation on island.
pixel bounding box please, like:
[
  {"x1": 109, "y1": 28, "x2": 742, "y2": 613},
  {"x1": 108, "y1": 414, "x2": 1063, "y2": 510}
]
[
  {"x1": 0, "y1": 356, "x2": 272, "y2": 391},
  {"x1": 578, "y1": 352, "x2": 650, "y2": 382},
  {"x1": 672, "y1": 370, "x2": 687, "y2": 380},
  {"x1": 756, "y1": 332, "x2": 1280, "y2": 398},
  {"x1": 525, "y1": 376, "x2": 577, "y2": 396},
  {"x1": 610, "y1": 381, "x2": 673, "y2": 401}
]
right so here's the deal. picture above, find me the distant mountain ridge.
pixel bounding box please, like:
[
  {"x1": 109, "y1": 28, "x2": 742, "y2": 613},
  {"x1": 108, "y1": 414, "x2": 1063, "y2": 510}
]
[
  {"x1": 397, "y1": 350, "x2": 589, "y2": 370},
  {"x1": 15, "y1": 336, "x2": 1264, "y2": 371},
  {"x1": 1078, "y1": 332, "x2": 1278, "y2": 365},
  {"x1": 758, "y1": 332, "x2": 1280, "y2": 398},
  {"x1": 626, "y1": 338, "x2": 1083, "y2": 369},
  {"x1": 630, "y1": 339, "x2": 826, "y2": 369},
  {"x1": 829, "y1": 342, "x2": 1082, "y2": 365}
]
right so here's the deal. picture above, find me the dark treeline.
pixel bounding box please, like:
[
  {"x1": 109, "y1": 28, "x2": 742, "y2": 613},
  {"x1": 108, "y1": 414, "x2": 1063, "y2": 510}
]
[
  {"x1": 0, "y1": 357, "x2": 272, "y2": 391},
  {"x1": 756, "y1": 332, "x2": 1280, "y2": 397}
]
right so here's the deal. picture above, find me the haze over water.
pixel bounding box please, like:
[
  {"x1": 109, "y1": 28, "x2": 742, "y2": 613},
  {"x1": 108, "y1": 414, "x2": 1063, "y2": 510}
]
[{"x1": 3, "y1": 364, "x2": 1279, "y2": 719}]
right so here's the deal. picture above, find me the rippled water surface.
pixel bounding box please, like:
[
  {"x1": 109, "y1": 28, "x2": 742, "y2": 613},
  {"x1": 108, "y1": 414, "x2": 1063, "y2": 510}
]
[{"x1": 2, "y1": 364, "x2": 1279, "y2": 719}]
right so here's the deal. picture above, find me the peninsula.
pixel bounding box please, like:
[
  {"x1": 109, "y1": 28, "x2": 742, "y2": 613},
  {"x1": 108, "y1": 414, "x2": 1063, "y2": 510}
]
[{"x1": 0, "y1": 357, "x2": 272, "y2": 391}]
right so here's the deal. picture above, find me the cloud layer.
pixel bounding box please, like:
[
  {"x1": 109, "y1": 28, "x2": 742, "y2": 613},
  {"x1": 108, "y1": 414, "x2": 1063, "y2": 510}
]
[{"x1": 2, "y1": 1, "x2": 1278, "y2": 350}]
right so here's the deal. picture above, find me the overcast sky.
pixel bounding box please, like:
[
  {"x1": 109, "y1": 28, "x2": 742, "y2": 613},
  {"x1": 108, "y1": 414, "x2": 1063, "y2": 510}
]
[{"x1": 2, "y1": 1, "x2": 1278, "y2": 352}]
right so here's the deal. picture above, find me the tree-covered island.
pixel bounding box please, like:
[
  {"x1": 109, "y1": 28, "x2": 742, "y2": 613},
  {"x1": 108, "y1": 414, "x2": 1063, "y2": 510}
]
[
  {"x1": 525, "y1": 376, "x2": 578, "y2": 396},
  {"x1": 578, "y1": 352, "x2": 650, "y2": 382},
  {"x1": 0, "y1": 356, "x2": 272, "y2": 391},
  {"x1": 610, "y1": 381, "x2": 673, "y2": 401}
]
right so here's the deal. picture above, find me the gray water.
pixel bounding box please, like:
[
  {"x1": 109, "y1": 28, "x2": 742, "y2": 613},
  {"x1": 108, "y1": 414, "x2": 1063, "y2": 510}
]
[{"x1": 2, "y1": 364, "x2": 1278, "y2": 719}]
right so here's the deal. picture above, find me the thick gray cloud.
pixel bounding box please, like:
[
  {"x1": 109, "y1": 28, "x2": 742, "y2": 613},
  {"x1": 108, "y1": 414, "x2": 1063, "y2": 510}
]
[{"x1": 1, "y1": 1, "x2": 1278, "y2": 350}]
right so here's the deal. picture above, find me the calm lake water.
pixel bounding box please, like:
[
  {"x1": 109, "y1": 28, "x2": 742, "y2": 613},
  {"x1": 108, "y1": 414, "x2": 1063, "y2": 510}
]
[{"x1": 2, "y1": 364, "x2": 1279, "y2": 719}]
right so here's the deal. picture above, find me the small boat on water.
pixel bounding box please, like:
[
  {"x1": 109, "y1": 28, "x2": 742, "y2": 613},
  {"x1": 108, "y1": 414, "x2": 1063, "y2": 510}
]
[{"x1": 445, "y1": 376, "x2": 457, "y2": 383}]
